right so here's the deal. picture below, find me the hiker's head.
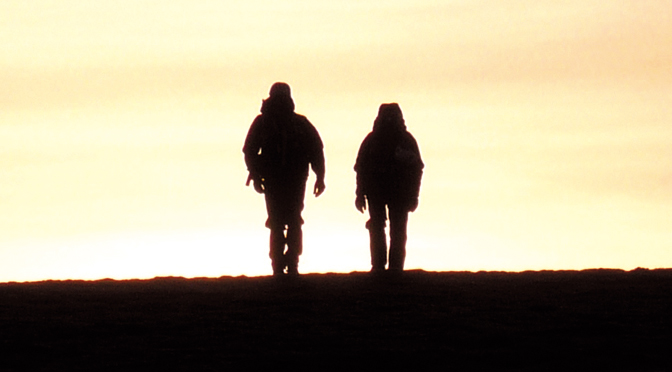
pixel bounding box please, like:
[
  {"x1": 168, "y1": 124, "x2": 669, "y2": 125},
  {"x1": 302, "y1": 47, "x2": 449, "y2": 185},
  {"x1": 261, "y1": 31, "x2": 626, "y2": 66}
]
[
  {"x1": 262, "y1": 82, "x2": 295, "y2": 115},
  {"x1": 269, "y1": 82, "x2": 292, "y2": 98},
  {"x1": 374, "y1": 103, "x2": 405, "y2": 132}
]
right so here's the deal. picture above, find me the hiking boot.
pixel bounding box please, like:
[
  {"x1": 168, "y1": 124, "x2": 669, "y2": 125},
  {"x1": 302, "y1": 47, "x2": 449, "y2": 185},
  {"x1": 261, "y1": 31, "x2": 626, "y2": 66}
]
[
  {"x1": 370, "y1": 266, "x2": 385, "y2": 274},
  {"x1": 287, "y1": 265, "x2": 299, "y2": 276},
  {"x1": 272, "y1": 260, "x2": 285, "y2": 276}
]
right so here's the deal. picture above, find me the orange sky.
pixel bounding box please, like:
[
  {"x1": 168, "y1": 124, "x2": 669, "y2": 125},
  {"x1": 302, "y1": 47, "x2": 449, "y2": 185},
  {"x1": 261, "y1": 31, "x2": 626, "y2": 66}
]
[{"x1": 1, "y1": 1, "x2": 671, "y2": 282}]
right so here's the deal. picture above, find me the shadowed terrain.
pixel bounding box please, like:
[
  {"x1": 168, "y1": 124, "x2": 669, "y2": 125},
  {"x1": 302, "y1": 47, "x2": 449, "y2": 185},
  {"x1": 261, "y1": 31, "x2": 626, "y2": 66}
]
[{"x1": 1, "y1": 269, "x2": 671, "y2": 371}]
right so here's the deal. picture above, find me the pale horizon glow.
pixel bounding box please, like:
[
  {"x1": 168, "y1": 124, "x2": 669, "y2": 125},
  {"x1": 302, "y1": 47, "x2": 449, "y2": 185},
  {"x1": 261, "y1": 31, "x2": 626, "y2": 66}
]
[{"x1": 1, "y1": 1, "x2": 671, "y2": 282}]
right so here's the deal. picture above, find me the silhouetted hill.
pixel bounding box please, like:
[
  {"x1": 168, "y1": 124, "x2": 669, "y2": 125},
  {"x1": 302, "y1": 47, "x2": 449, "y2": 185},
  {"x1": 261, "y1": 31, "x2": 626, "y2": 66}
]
[{"x1": 1, "y1": 269, "x2": 671, "y2": 371}]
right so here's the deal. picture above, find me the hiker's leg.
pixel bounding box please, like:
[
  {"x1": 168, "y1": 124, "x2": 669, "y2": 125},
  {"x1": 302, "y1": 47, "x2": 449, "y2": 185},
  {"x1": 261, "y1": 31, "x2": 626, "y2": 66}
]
[
  {"x1": 388, "y1": 205, "x2": 409, "y2": 272},
  {"x1": 285, "y1": 223, "x2": 302, "y2": 275},
  {"x1": 269, "y1": 226, "x2": 286, "y2": 275},
  {"x1": 366, "y1": 197, "x2": 388, "y2": 271}
]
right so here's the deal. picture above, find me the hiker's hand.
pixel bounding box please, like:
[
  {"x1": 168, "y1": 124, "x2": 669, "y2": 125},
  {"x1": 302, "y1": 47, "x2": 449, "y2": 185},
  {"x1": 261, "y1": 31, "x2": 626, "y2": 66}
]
[
  {"x1": 408, "y1": 197, "x2": 419, "y2": 212},
  {"x1": 246, "y1": 173, "x2": 264, "y2": 194},
  {"x1": 355, "y1": 195, "x2": 366, "y2": 213},
  {"x1": 313, "y1": 179, "x2": 325, "y2": 197},
  {"x1": 253, "y1": 177, "x2": 265, "y2": 194}
]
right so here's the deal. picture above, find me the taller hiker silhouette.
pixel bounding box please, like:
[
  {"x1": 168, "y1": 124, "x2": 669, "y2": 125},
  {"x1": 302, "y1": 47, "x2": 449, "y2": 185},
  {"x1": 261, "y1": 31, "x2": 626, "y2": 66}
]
[
  {"x1": 354, "y1": 103, "x2": 424, "y2": 273},
  {"x1": 243, "y1": 82, "x2": 326, "y2": 276}
]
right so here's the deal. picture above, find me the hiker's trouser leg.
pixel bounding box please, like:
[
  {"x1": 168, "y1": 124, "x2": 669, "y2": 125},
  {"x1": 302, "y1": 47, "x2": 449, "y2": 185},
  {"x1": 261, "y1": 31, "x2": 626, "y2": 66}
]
[
  {"x1": 388, "y1": 206, "x2": 409, "y2": 271},
  {"x1": 366, "y1": 199, "x2": 388, "y2": 271},
  {"x1": 285, "y1": 223, "x2": 302, "y2": 273},
  {"x1": 269, "y1": 227, "x2": 286, "y2": 275}
]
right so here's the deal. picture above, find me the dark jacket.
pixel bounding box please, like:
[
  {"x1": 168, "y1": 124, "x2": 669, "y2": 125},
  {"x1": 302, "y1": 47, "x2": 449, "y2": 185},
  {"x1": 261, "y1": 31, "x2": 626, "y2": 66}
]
[
  {"x1": 354, "y1": 104, "x2": 423, "y2": 208},
  {"x1": 243, "y1": 95, "x2": 325, "y2": 182}
]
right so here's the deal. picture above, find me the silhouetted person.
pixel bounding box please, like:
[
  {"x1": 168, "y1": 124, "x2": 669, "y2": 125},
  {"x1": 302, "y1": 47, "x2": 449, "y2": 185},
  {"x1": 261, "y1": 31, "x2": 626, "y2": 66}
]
[
  {"x1": 243, "y1": 82, "x2": 326, "y2": 276},
  {"x1": 354, "y1": 103, "x2": 423, "y2": 273}
]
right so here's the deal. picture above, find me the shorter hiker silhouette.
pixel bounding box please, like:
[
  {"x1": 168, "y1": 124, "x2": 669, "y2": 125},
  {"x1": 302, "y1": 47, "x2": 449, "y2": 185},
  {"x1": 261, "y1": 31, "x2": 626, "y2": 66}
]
[
  {"x1": 243, "y1": 82, "x2": 326, "y2": 276},
  {"x1": 354, "y1": 103, "x2": 424, "y2": 273}
]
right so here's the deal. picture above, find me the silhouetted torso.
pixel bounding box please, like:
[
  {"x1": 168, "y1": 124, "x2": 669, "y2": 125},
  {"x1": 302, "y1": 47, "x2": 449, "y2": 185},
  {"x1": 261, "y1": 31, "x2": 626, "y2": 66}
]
[
  {"x1": 244, "y1": 96, "x2": 323, "y2": 182},
  {"x1": 355, "y1": 128, "x2": 423, "y2": 206}
]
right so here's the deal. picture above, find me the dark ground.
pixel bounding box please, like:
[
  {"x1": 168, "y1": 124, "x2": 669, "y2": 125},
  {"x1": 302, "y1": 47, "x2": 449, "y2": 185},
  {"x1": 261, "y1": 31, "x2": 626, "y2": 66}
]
[{"x1": 1, "y1": 269, "x2": 671, "y2": 371}]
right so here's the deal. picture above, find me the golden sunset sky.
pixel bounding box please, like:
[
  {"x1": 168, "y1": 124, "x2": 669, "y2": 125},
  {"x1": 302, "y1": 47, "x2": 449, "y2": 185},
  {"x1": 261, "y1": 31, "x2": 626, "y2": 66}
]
[{"x1": 1, "y1": 1, "x2": 671, "y2": 282}]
